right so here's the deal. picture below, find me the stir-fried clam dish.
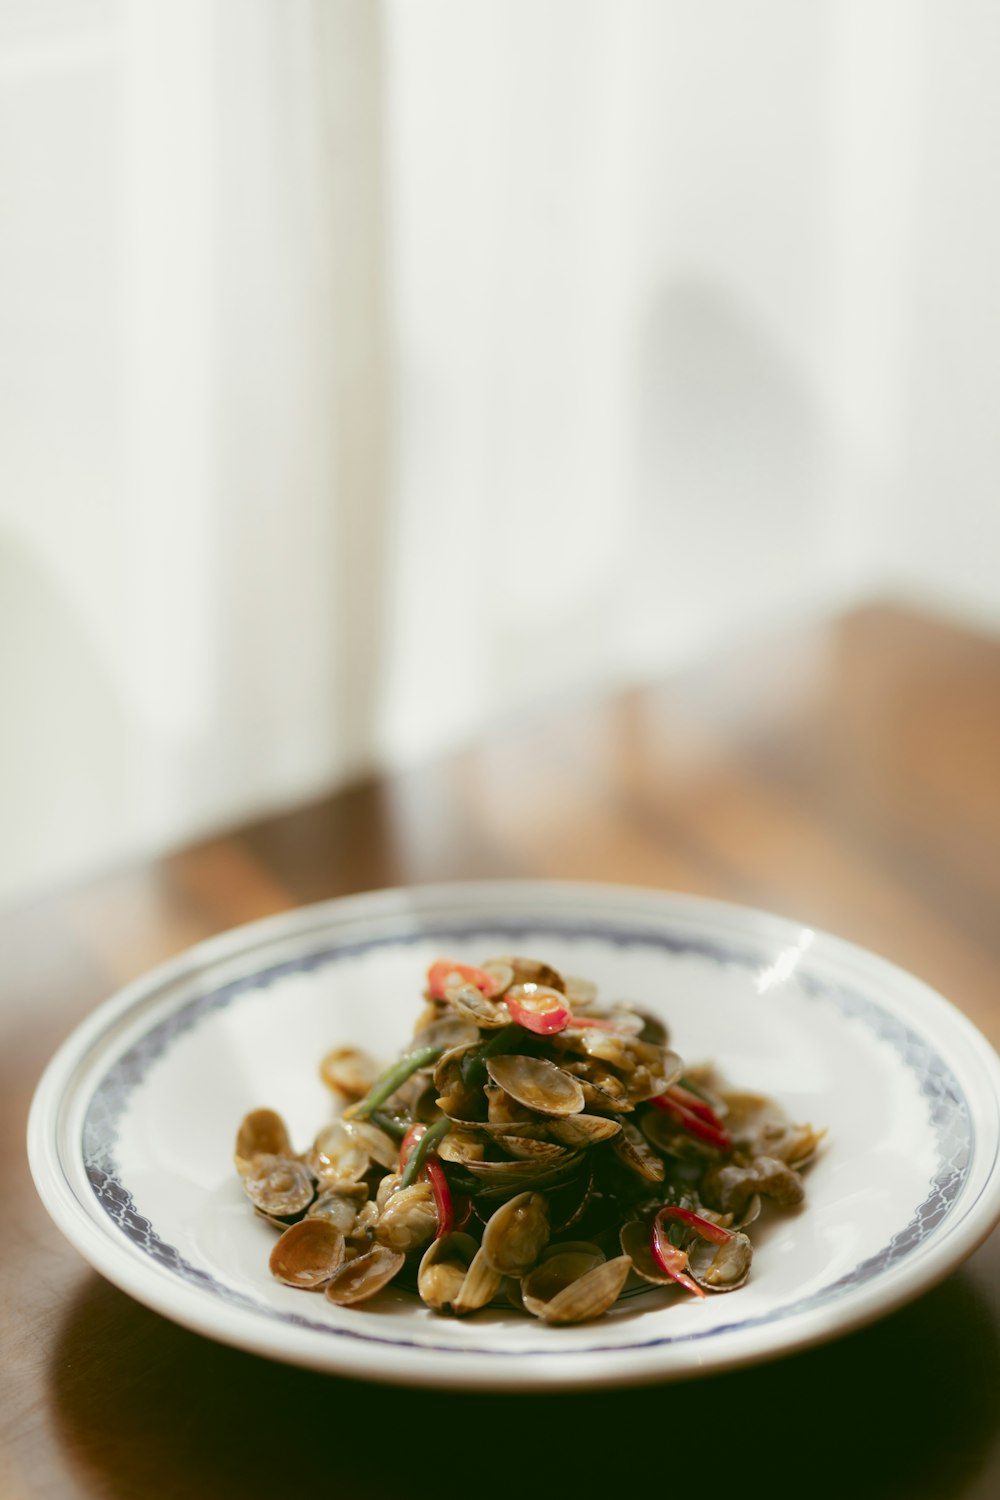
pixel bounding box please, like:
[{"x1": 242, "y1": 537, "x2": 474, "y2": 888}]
[{"x1": 235, "y1": 957, "x2": 823, "y2": 1323}]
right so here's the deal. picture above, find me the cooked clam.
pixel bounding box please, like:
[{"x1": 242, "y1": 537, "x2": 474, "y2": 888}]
[
  {"x1": 562, "y1": 976, "x2": 598, "y2": 1010},
  {"x1": 269, "y1": 1218, "x2": 346, "y2": 1288},
  {"x1": 522, "y1": 1253, "x2": 633, "y2": 1324},
  {"x1": 347, "y1": 1119, "x2": 404, "y2": 1170},
  {"x1": 702, "y1": 1155, "x2": 805, "y2": 1215},
  {"x1": 720, "y1": 1089, "x2": 825, "y2": 1169},
  {"x1": 306, "y1": 1121, "x2": 372, "y2": 1184},
  {"x1": 417, "y1": 1232, "x2": 478, "y2": 1313},
  {"x1": 348, "y1": 1198, "x2": 380, "y2": 1247},
  {"x1": 307, "y1": 1184, "x2": 367, "y2": 1235},
  {"x1": 434, "y1": 1044, "x2": 485, "y2": 1121},
  {"x1": 319, "y1": 1047, "x2": 379, "y2": 1101},
  {"x1": 479, "y1": 959, "x2": 516, "y2": 996},
  {"x1": 235, "y1": 1109, "x2": 293, "y2": 1174},
  {"x1": 447, "y1": 983, "x2": 512, "y2": 1030},
  {"x1": 374, "y1": 1181, "x2": 438, "y2": 1254},
  {"x1": 411, "y1": 1015, "x2": 481, "y2": 1054},
  {"x1": 619, "y1": 1218, "x2": 675, "y2": 1286},
  {"x1": 438, "y1": 1129, "x2": 487, "y2": 1164},
  {"x1": 480, "y1": 1190, "x2": 550, "y2": 1277},
  {"x1": 687, "y1": 1230, "x2": 753, "y2": 1292},
  {"x1": 485, "y1": 1055, "x2": 586, "y2": 1117},
  {"x1": 243, "y1": 1154, "x2": 315, "y2": 1219},
  {"x1": 484, "y1": 1081, "x2": 534, "y2": 1127},
  {"x1": 561, "y1": 1060, "x2": 634, "y2": 1113},
  {"x1": 324, "y1": 1244, "x2": 405, "y2": 1306},
  {"x1": 417, "y1": 1232, "x2": 502, "y2": 1315}
]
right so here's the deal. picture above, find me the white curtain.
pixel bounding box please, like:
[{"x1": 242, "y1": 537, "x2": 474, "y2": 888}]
[{"x1": 2, "y1": 0, "x2": 1000, "y2": 903}]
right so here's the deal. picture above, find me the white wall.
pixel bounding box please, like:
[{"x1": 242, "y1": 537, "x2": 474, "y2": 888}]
[{"x1": 2, "y1": 0, "x2": 999, "y2": 905}]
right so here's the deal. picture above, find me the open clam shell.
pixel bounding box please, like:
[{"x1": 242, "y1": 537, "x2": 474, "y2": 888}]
[
  {"x1": 242, "y1": 1154, "x2": 316, "y2": 1218},
  {"x1": 687, "y1": 1230, "x2": 753, "y2": 1292},
  {"x1": 447, "y1": 983, "x2": 511, "y2": 1030},
  {"x1": 269, "y1": 1218, "x2": 346, "y2": 1289},
  {"x1": 484, "y1": 1055, "x2": 586, "y2": 1117},
  {"x1": 619, "y1": 1218, "x2": 676, "y2": 1286},
  {"x1": 417, "y1": 1232, "x2": 502, "y2": 1315},
  {"x1": 306, "y1": 1184, "x2": 367, "y2": 1235},
  {"x1": 522, "y1": 1253, "x2": 633, "y2": 1324},
  {"x1": 234, "y1": 1109, "x2": 293, "y2": 1175},
  {"x1": 411, "y1": 1015, "x2": 481, "y2": 1054},
  {"x1": 324, "y1": 1244, "x2": 405, "y2": 1306},
  {"x1": 417, "y1": 1232, "x2": 477, "y2": 1312},
  {"x1": 480, "y1": 1190, "x2": 550, "y2": 1277},
  {"x1": 306, "y1": 1122, "x2": 371, "y2": 1184},
  {"x1": 319, "y1": 1047, "x2": 379, "y2": 1101}
]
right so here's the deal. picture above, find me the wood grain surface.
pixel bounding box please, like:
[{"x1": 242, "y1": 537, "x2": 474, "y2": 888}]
[{"x1": 4, "y1": 602, "x2": 1000, "y2": 1498}]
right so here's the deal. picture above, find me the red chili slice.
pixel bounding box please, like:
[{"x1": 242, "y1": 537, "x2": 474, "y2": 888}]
[
  {"x1": 650, "y1": 1090, "x2": 733, "y2": 1151},
  {"x1": 427, "y1": 960, "x2": 499, "y2": 1000},
  {"x1": 665, "y1": 1082, "x2": 727, "y2": 1130},
  {"x1": 424, "y1": 1157, "x2": 453, "y2": 1238},
  {"x1": 507, "y1": 985, "x2": 571, "y2": 1035},
  {"x1": 654, "y1": 1204, "x2": 733, "y2": 1246},
  {"x1": 650, "y1": 1210, "x2": 705, "y2": 1297}
]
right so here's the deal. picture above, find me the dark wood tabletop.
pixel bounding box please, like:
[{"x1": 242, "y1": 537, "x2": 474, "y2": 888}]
[{"x1": 5, "y1": 601, "x2": 1000, "y2": 1499}]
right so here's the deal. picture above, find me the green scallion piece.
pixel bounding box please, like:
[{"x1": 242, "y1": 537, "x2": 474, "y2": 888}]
[
  {"x1": 369, "y1": 1110, "x2": 408, "y2": 1140},
  {"x1": 399, "y1": 1116, "x2": 450, "y2": 1189},
  {"x1": 346, "y1": 1044, "x2": 441, "y2": 1121}
]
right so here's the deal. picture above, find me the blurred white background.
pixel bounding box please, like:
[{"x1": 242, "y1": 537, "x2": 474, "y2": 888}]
[{"x1": 2, "y1": 0, "x2": 999, "y2": 906}]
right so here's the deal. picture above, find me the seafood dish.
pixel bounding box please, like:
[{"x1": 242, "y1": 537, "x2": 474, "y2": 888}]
[{"x1": 235, "y1": 956, "x2": 823, "y2": 1323}]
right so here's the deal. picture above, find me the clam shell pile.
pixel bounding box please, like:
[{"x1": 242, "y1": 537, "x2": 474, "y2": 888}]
[{"x1": 235, "y1": 957, "x2": 823, "y2": 1322}]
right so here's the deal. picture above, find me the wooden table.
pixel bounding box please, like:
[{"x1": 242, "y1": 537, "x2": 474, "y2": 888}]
[{"x1": 5, "y1": 602, "x2": 1000, "y2": 1498}]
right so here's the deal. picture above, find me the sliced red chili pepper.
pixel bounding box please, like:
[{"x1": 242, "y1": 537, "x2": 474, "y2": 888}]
[
  {"x1": 650, "y1": 1091, "x2": 732, "y2": 1151},
  {"x1": 666, "y1": 1082, "x2": 728, "y2": 1131},
  {"x1": 427, "y1": 960, "x2": 498, "y2": 1001},
  {"x1": 424, "y1": 1157, "x2": 453, "y2": 1238},
  {"x1": 507, "y1": 985, "x2": 571, "y2": 1035},
  {"x1": 654, "y1": 1204, "x2": 733, "y2": 1246},
  {"x1": 651, "y1": 1210, "x2": 705, "y2": 1297}
]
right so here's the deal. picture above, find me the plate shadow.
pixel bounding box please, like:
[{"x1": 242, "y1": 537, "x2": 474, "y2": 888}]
[{"x1": 48, "y1": 1261, "x2": 1000, "y2": 1499}]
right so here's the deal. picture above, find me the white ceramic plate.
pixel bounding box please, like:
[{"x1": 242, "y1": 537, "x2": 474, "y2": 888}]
[{"x1": 28, "y1": 881, "x2": 1000, "y2": 1390}]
